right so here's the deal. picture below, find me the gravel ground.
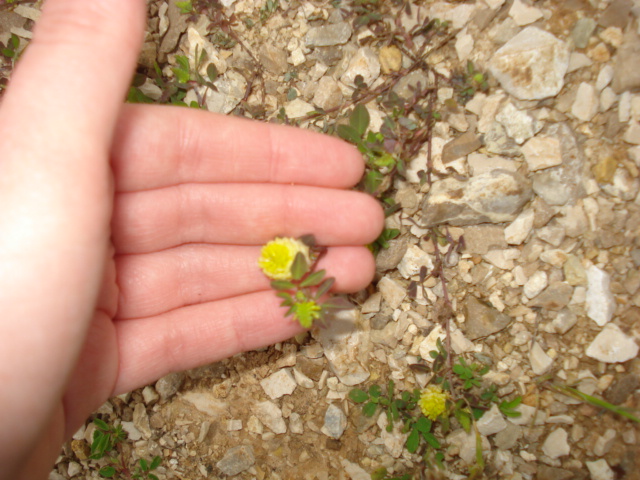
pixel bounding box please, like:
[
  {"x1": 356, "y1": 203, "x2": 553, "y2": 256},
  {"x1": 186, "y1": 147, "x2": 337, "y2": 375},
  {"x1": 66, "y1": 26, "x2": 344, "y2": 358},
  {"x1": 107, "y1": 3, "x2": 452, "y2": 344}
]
[{"x1": 2, "y1": 0, "x2": 640, "y2": 479}]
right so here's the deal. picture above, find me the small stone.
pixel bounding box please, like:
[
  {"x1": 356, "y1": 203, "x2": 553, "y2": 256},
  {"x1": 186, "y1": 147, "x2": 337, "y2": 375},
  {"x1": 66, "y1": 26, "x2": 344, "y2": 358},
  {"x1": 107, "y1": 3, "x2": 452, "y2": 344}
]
[
  {"x1": 71, "y1": 439, "x2": 91, "y2": 461},
  {"x1": 468, "y1": 153, "x2": 517, "y2": 176},
  {"x1": 378, "y1": 276, "x2": 406, "y2": 309},
  {"x1": 495, "y1": 423, "x2": 522, "y2": 450},
  {"x1": 254, "y1": 400, "x2": 287, "y2": 434},
  {"x1": 571, "y1": 18, "x2": 597, "y2": 49},
  {"x1": 571, "y1": 83, "x2": 599, "y2": 121},
  {"x1": 542, "y1": 428, "x2": 570, "y2": 459},
  {"x1": 398, "y1": 245, "x2": 433, "y2": 279},
  {"x1": 537, "y1": 466, "x2": 575, "y2": 480},
  {"x1": 586, "y1": 323, "x2": 639, "y2": 363},
  {"x1": 586, "y1": 459, "x2": 615, "y2": 480},
  {"x1": 586, "y1": 265, "x2": 616, "y2": 326},
  {"x1": 505, "y1": 209, "x2": 534, "y2": 245},
  {"x1": 155, "y1": 372, "x2": 185, "y2": 401},
  {"x1": 142, "y1": 386, "x2": 160, "y2": 405},
  {"x1": 312, "y1": 76, "x2": 343, "y2": 110},
  {"x1": 341, "y1": 47, "x2": 381, "y2": 88},
  {"x1": 600, "y1": 88, "x2": 617, "y2": 112},
  {"x1": 598, "y1": 0, "x2": 633, "y2": 29},
  {"x1": 594, "y1": 429, "x2": 617, "y2": 456},
  {"x1": 289, "y1": 412, "x2": 304, "y2": 434},
  {"x1": 563, "y1": 255, "x2": 587, "y2": 286},
  {"x1": 448, "y1": 429, "x2": 491, "y2": 465},
  {"x1": 292, "y1": 368, "x2": 314, "y2": 389},
  {"x1": 67, "y1": 461, "x2": 82, "y2": 477},
  {"x1": 484, "y1": 123, "x2": 521, "y2": 156},
  {"x1": 341, "y1": 459, "x2": 371, "y2": 480},
  {"x1": 379, "y1": 45, "x2": 402, "y2": 74},
  {"x1": 509, "y1": 404, "x2": 547, "y2": 425},
  {"x1": 159, "y1": 1, "x2": 189, "y2": 55},
  {"x1": 522, "y1": 137, "x2": 563, "y2": 171},
  {"x1": 568, "y1": 52, "x2": 593, "y2": 72},
  {"x1": 227, "y1": 419, "x2": 242, "y2": 431},
  {"x1": 422, "y1": 170, "x2": 532, "y2": 227},
  {"x1": 605, "y1": 374, "x2": 640, "y2": 404},
  {"x1": 551, "y1": 309, "x2": 578, "y2": 334},
  {"x1": 259, "y1": 44, "x2": 288, "y2": 75},
  {"x1": 612, "y1": 28, "x2": 640, "y2": 93},
  {"x1": 133, "y1": 403, "x2": 152, "y2": 438},
  {"x1": 284, "y1": 98, "x2": 314, "y2": 119},
  {"x1": 441, "y1": 131, "x2": 483, "y2": 163},
  {"x1": 593, "y1": 156, "x2": 618, "y2": 183},
  {"x1": 529, "y1": 342, "x2": 554, "y2": 375},
  {"x1": 509, "y1": 0, "x2": 543, "y2": 26},
  {"x1": 322, "y1": 403, "x2": 347, "y2": 439},
  {"x1": 496, "y1": 102, "x2": 539, "y2": 144},
  {"x1": 489, "y1": 27, "x2": 570, "y2": 101},
  {"x1": 600, "y1": 26, "x2": 624, "y2": 47},
  {"x1": 529, "y1": 281, "x2": 573, "y2": 310},
  {"x1": 121, "y1": 421, "x2": 142, "y2": 441},
  {"x1": 477, "y1": 404, "x2": 508, "y2": 436},
  {"x1": 260, "y1": 368, "x2": 297, "y2": 399},
  {"x1": 484, "y1": 248, "x2": 521, "y2": 270},
  {"x1": 623, "y1": 122, "x2": 640, "y2": 145},
  {"x1": 392, "y1": 70, "x2": 431, "y2": 100},
  {"x1": 216, "y1": 445, "x2": 255, "y2": 476},
  {"x1": 455, "y1": 32, "x2": 474, "y2": 61},
  {"x1": 376, "y1": 236, "x2": 409, "y2": 272},
  {"x1": 596, "y1": 65, "x2": 615, "y2": 91},
  {"x1": 464, "y1": 296, "x2": 511, "y2": 340},
  {"x1": 305, "y1": 22, "x2": 352, "y2": 47},
  {"x1": 524, "y1": 271, "x2": 548, "y2": 299},
  {"x1": 462, "y1": 225, "x2": 507, "y2": 254}
]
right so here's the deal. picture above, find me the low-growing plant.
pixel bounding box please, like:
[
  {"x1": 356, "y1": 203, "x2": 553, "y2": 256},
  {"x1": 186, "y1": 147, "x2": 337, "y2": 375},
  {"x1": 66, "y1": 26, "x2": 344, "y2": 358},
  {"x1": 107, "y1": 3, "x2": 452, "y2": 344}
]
[{"x1": 90, "y1": 418, "x2": 162, "y2": 480}]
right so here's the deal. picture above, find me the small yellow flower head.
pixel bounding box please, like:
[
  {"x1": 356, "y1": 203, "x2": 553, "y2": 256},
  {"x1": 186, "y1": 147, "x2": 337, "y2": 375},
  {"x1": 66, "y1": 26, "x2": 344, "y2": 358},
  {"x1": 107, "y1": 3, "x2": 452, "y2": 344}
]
[
  {"x1": 258, "y1": 237, "x2": 310, "y2": 280},
  {"x1": 419, "y1": 385, "x2": 449, "y2": 421},
  {"x1": 294, "y1": 300, "x2": 321, "y2": 328}
]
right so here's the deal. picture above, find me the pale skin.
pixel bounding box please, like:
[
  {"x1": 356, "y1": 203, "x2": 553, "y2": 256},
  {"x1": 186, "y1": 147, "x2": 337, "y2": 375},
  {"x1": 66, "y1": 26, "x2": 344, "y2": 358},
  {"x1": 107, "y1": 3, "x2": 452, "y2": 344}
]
[{"x1": 0, "y1": 1, "x2": 384, "y2": 478}]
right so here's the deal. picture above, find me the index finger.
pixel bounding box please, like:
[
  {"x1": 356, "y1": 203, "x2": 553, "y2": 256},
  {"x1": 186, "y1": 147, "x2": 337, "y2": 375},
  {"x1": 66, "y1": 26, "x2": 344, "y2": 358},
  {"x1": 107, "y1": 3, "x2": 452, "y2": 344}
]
[{"x1": 111, "y1": 104, "x2": 366, "y2": 191}]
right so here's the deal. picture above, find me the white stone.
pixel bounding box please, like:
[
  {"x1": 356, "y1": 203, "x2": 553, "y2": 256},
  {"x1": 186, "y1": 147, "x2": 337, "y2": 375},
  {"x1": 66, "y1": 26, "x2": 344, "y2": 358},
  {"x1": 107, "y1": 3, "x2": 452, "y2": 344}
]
[
  {"x1": 567, "y1": 52, "x2": 592, "y2": 73},
  {"x1": 377, "y1": 413, "x2": 407, "y2": 458},
  {"x1": 260, "y1": 369, "x2": 297, "y2": 399},
  {"x1": 121, "y1": 422, "x2": 142, "y2": 441},
  {"x1": 341, "y1": 459, "x2": 371, "y2": 480},
  {"x1": 624, "y1": 122, "x2": 640, "y2": 145},
  {"x1": 629, "y1": 146, "x2": 640, "y2": 165},
  {"x1": 571, "y1": 83, "x2": 598, "y2": 121},
  {"x1": 447, "y1": 429, "x2": 491, "y2": 465},
  {"x1": 586, "y1": 323, "x2": 639, "y2": 363},
  {"x1": 505, "y1": 209, "x2": 535, "y2": 245},
  {"x1": 142, "y1": 386, "x2": 160, "y2": 405},
  {"x1": 289, "y1": 412, "x2": 303, "y2": 434},
  {"x1": 292, "y1": 368, "x2": 314, "y2": 389},
  {"x1": 551, "y1": 309, "x2": 578, "y2": 334},
  {"x1": 254, "y1": 400, "x2": 287, "y2": 434},
  {"x1": 496, "y1": 102, "x2": 538, "y2": 144},
  {"x1": 378, "y1": 275, "x2": 406, "y2": 309},
  {"x1": 483, "y1": 248, "x2": 521, "y2": 270},
  {"x1": 227, "y1": 419, "x2": 242, "y2": 431},
  {"x1": 489, "y1": 27, "x2": 569, "y2": 101},
  {"x1": 509, "y1": 404, "x2": 547, "y2": 425},
  {"x1": 522, "y1": 136, "x2": 563, "y2": 171},
  {"x1": 455, "y1": 32, "x2": 474, "y2": 61},
  {"x1": 467, "y1": 153, "x2": 516, "y2": 176},
  {"x1": 596, "y1": 65, "x2": 614, "y2": 91},
  {"x1": 600, "y1": 87, "x2": 617, "y2": 112},
  {"x1": 284, "y1": 98, "x2": 314, "y2": 119},
  {"x1": 398, "y1": 245, "x2": 434, "y2": 279},
  {"x1": 619, "y1": 91, "x2": 632, "y2": 123},
  {"x1": 289, "y1": 47, "x2": 306, "y2": 66},
  {"x1": 322, "y1": 404, "x2": 347, "y2": 439},
  {"x1": 509, "y1": 0, "x2": 543, "y2": 26},
  {"x1": 14, "y1": 5, "x2": 41, "y2": 21},
  {"x1": 542, "y1": 428, "x2": 570, "y2": 459},
  {"x1": 67, "y1": 462, "x2": 82, "y2": 477},
  {"x1": 485, "y1": 0, "x2": 506, "y2": 9},
  {"x1": 529, "y1": 342, "x2": 554, "y2": 375},
  {"x1": 524, "y1": 271, "x2": 548, "y2": 299},
  {"x1": 341, "y1": 47, "x2": 381, "y2": 88},
  {"x1": 594, "y1": 429, "x2": 616, "y2": 456},
  {"x1": 586, "y1": 265, "x2": 616, "y2": 326},
  {"x1": 465, "y1": 92, "x2": 487, "y2": 116},
  {"x1": 477, "y1": 404, "x2": 508, "y2": 436},
  {"x1": 586, "y1": 459, "x2": 615, "y2": 480}
]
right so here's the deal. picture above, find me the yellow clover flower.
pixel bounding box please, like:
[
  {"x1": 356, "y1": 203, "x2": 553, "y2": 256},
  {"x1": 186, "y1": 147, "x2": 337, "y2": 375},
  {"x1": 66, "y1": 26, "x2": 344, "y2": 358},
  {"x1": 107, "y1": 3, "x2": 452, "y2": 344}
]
[
  {"x1": 294, "y1": 300, "x2": 322, "y2": 328},
  {"x1": 258, "y1": 237, "x2": 310, "y2": 281},
  {"x1": 419, "y1": 385, "x2": 449, "y2": 421}
]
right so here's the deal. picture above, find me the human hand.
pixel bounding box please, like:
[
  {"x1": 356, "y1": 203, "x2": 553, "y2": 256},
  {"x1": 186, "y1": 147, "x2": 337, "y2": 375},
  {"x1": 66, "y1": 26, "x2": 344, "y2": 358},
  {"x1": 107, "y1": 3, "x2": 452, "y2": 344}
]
[{"x1": 0, "y1": 1, "x2": 383, "y2": 479}]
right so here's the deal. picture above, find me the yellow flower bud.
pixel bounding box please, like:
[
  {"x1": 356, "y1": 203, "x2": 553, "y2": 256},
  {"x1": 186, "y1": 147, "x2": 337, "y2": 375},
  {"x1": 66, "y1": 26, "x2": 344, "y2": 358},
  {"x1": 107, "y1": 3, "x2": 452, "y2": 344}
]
[
  {"x1": 258, "y1": 237, "x2": 310, "y2": 281},
  {"x1": 419, "y1": 385, "x2": 449, "y2": 421}
]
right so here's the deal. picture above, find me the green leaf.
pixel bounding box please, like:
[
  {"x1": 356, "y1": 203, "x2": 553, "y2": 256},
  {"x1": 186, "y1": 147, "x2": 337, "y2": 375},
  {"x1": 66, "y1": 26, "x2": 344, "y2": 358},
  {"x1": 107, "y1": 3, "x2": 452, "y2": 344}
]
[
  {"x1": 315, "y1": 278, "x2": 334, "y2": 298},
  {"x1": 349, "y1": 388, "x2": 369, "y2": 403},
  {"x1": 140, "y1": 458, "x2": 148, "y2": 471},
  {"x1": 290, "y1": 252, "x2": 309, "y2": 280},
  {"x1": 99, "y1": 466, "x2": 116, "y2": 478},
  {"x1": 300, "y1": 270, "x2": 326, "y2": 288},
  {"x1": 10, "y1": 33, "x2": 19, "y2": 49},
  {"x1": 422, "y1": 432, "x2": 441, "y2": 449},
  {"x1": 175, "y1": 55, "x2": 190, "y2": 71},
  {"x1": 362, "y1": 402, "x2": 378, "y2": 417},
  {"x1": 271, "y1": 280, "x2": 295, "y2": 290},
  {"x1": 150, "y1": 456, "x2": 162, "y2": 470},
  {"x1": 455, "y1": 408, "x2": 471, "y2": 433},
  {"x1": 369, "y1": 384, "x2": 382, "y2": 398},
  {"x1": 207, "y1": 63, "x2": 218, "y2": 82},
  {"x1": 148, "y1": 475, "x2": 159, "y2": 480},
  {"x1": 349, "y1": 104, "x2": 370, "y2": 136},
  {"x1": 175, "y1": 1, "x2": 193, "y2": 13},
  {"x1": 414, "y1": 416, "x2": 432, "y2": 433},
  {"x1": 337, "y1": 124, "x2": 362, "y2": 144},
  {"x1": 363, "y1": 170, "x2": 383, "y2": 194},
  {"x1": 93, "y1": 418, "x2": 110, "y2": 431},
  {"x1": 499, "y1": 396, "x2": 523, "y2": 417},
  {"x1": 287, "y1": 87, "x2": 298, "y2": 101},
  {"x1": 375, "y1": 228, "x2": 400, "y2": 249},
  {"x1": 405, "y1": 427, "x2": 420, "y2": 453}
]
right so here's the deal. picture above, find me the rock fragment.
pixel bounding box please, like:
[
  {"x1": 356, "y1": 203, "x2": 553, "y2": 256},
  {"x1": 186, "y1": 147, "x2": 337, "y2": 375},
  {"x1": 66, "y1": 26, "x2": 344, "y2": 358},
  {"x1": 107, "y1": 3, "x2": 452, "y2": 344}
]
[
  {"x1": 612, "y1": 28, "x2": 640, "y2": 93},
  {"x1": 489, "y1": 27, "x2": 569, "y2": 100},
  {"x1": 260, "y1": 369, "x2": 297, "y2": 399},
  {"x1": 571, "y1": 18, "x2": 596, "y2": 48},
  {"x1": 571, "y1": 83, "x2": 599, "y2": 121},
  {"x1": 464, "y1": 296, "x2": 511, "y2": 340},
  {"x1": 254, "y1": 401, "x2": 287, "y2": 434},
  {"x1": 586, "y1": 459, "x2": 615, "y2": 480},
  {"x1": 441, "y1": 131, "x2": 483, "y2": 163},
  {"x1": 542, "y1": 428, "x2": 570, "y2": 459},
  {"x1": 586, "y1": 324, "x2": 639, "y2": 363},
  {"x1": 586, "y1": 265, "x2": 616, "y2": 326},
  {"x1": 477, "y1": 404, "x2": 508, "y2": 436},
  {"x1": 505, "y1": 209, "x2": 534, "y2": 245},
  {"x1": 216, "y1": 445, "x2": 255, "y2": 476},
  {"x1": 422, "y1": 170, "x2": 532, "y2": 227},
  {"x1": 509, "y1": 0, "x2": 543, "y2": 26},
  {"x1": 529, "y1": 342, "x2": 554, "y2": 375},
  {"x1": 378, "y1": 276, "x2": 406, "y2": 309},
  {"x1": 322, "y1": 404, "x2": 347, "y2": 439},
  {"x1": 305, "y1": 22, "x2": 352, "y2": 47},
  {"x1": 155, "y1": 372, "x2": 185, "y2": 401},
  {"x1": 341, "y1": 47, "x2": 381, "y2": 88},
  {"x1": 522, "y1": 136, "x2": 563, "y2": 171}
]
